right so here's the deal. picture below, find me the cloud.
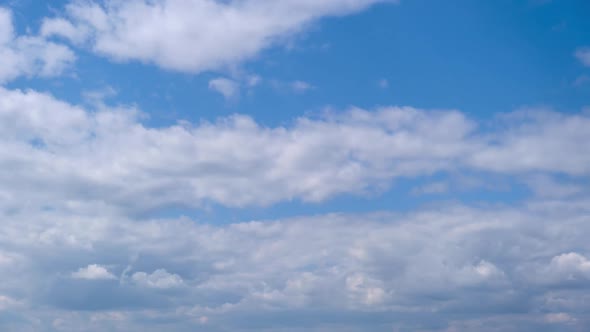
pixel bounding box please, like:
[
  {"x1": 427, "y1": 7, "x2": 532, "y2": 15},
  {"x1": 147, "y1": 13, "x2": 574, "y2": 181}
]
[
  {"x1": 291, "y1": 80, "x2": 314, "y2": 93},
  {"x1": 1, "y1": 196, "x2": 590, "y2": 330},
  {"x1": 246, "y1": 75, "x2": 262, "y2": 87},
  {"x1": 0, "y1": 88, "x2": 589, "y2": 331},
  {"x1": 1, "y1": 87, "x2": 589, "y2": 214},
  {"x1": 575, "y1": 47, "x2": 590, "y2": 67},
  {"x1": 545, "y1": 313, "x2": 576, "y2": 324},
  {"x1": 209, "y1": 77, "x2": 240, "y2": 99},
  {"x1": 468, "y1": 110, "x2": 590, "y2": 175},
  {"x1": 131, "y1": 269, "x2": 184, "y2": 289},
  {"x1": 547, "y1": 253, "x2": 590, "y2": 280},
  {"x1": 411, "y1": 181, "x2": 449, "y2": 195},
  {"x1": 0, "y1": 8, "x2": 76, "y2": 83},
  {"x1": 71, "y1": 264, "x2": 117, "y2": 280},
  {"x1": 524, "y1": 174, "x2": 584, "y2": 198},
  {"x1": 40, "y1": 0, "x2": 393, "y2": 73}
]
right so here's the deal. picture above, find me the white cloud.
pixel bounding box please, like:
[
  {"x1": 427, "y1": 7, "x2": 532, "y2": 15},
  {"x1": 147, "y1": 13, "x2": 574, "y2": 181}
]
[
  {"x1": 291, "y1": 80, "x2": 314, "y2": 93},
  {"x1": 71, "y1": 264, "x2": 116, "y2": 280},
  {"x1": 412, "y1": 181, "x2": 449, "y2": 195},
  {"x1": 0, "y1": 8, "x2": 76, "y2": 83},
  {"x1": 131, "y1": 269, "x2": 184, "y2": 289},
  {"x1": 548, "y1": 252, "x2": 590, "y2": 279},
  {"x1": 468, "y1": 110, "x2": 590, "y2": 175},
  {"x1": 40, "y1": 17, "x2": 89, "y2": 44},
  {"x1": 0, "y1": 196, "x2": 589, "y2": 330},
  {"x1": 40, "y1": 0, "x2": 393, "y2": 73},
  {"x1": 209, "y1": 77, "x2": 240, "y2": 99},
  {"x1": 545, "y1": 312, "x2": 576, "y2": 324},
  {"x1": 246, "y1": 74, "x2": 262, "y2": 87},
  {"x1": 575, "y1": 47, "x2": 590, "y2": 67},
  {"x1": 524, "y1": 174, "x2": 583, "y2": 198},
  {"x1": 1, "y1": 87, "x2": 589, "y2": 213},
  {"x1": 0, "y1": 295, "x2": 19, "y2": 311}
]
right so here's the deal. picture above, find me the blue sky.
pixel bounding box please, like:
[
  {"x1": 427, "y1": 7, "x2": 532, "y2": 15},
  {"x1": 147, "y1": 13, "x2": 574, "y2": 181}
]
[{"x1": 0, "y1": 0, "x2": 590, "y2": 331}]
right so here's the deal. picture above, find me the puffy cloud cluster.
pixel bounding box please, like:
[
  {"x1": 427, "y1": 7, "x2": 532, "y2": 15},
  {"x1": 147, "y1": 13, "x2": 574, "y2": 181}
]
[
  {"x1": 0, "y1": 8, "x2": 75, "y2": 83},
  {"x1": 1, "y1": 197, "x2": 590, "y2": 331},
  {"x1": 1, "y1": 87, "x2": 589, "y2": 215},
  {"x1": 0, "y1": 86, "x2": 589, "y2": 330},
  {"x1": 41, "y1": 0, "x2": 394, "y2": 73}
]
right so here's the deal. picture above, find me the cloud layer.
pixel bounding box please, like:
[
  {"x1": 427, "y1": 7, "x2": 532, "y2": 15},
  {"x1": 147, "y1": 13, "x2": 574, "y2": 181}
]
[
  {"x1": 1, "y1": 196, "x2": 589, "y2": 331},
  {"x1": 1, "y1": 1, "x2": 588, "y2": 331},
  {"x1": 0, "y1": 86, "x2": 588, "y2": 330},
  {"x1": 1, "y1": 87, "x2": 589, "y2": 215}
]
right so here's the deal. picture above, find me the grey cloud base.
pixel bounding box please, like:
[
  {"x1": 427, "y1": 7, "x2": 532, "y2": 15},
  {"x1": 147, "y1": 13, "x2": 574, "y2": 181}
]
[{"x1": 1, "y1": 199, "x2": 590, "y2": 331}]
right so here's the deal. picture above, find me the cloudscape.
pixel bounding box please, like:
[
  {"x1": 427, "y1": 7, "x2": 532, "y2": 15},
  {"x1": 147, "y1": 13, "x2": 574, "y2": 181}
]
[{"x1": 1, "y1": 1, "x2": 590, "y2": 331}]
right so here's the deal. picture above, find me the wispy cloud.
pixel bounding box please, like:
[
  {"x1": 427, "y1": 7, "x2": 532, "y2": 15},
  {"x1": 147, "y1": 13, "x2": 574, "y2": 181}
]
[
  {"x1": 575, "y1": 47, "x2": 590, "y2": 67},
  {"x1": 209, "y1": 77, "x2": 240, "y2": 100},
  {"x1": 0, "y1": 8, "x2": 75, "y2": 83}
]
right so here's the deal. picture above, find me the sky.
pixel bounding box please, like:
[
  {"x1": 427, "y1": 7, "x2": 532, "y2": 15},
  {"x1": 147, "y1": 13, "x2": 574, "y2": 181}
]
[{"x1": 0, "y1": 0, "x2": 589, "y2": 331}]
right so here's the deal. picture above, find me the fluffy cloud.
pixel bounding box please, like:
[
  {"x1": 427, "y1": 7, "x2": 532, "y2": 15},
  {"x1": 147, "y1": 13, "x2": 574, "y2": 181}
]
[
  {"x1": 40, "y1": 0, "x2": 393, "y2": 73},
  {"x1": 208, "y1": 77, "x2": 240, "y2": 99},
  {"x1": 0, "y1": 8, "x2": 75, "y2": 83},
  {"x1": 131, "y1": 269, "x2": 184, "y2": 289},
  {"x1": 545, "y1": 253, "x2": 590, "y2": 282},
  {"x1": 1, "y1": 87, "x2": 589, "y2": 214},
  {"x1": 1, "y1": 197, "x2": 589, "y2": 331},
  {"x1": 0, "y1": 86, "x2": 589, "y2": 330},
  {"x1": 468, "y1": 110, "x2": 590, "y2": 175},
  {"x1": 71, "y1": 264, "x2": 117, "y2": 280}
]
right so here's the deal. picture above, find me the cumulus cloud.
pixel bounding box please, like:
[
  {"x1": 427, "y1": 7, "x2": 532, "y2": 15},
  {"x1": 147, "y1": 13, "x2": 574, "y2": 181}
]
[
  {"x1": 0, "y1": 197, "x2": 589, "y2": 330},
  {"x1": 71, "y1": 264, "x2": 117, "y2": 280},
  {"x1": 1, "y1": 87, "x2": 589, "y2": 214},
  {"x1": 40, "y1": 0, "x2": 393, "y2": 73},
  {"x1": 546, "y1": 253, "x2": 590, "y2": 281},
  {"x1": 0, "y1": 8, "x2": 75, "y2": 83},
  {"x1": 0, "y1": 86, "x2": 589, "y2": 330}
]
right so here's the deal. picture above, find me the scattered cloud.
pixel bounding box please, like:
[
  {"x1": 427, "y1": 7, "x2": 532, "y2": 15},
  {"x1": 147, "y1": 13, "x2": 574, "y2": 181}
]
[
  {"x1": 378, "y1": 78, "x2": 389, "y2": 89},
  {"x1": 0, "y1": 7, "x2": 76, "y2": 83},
  {"x1": 71, "y1": 264, "x2": 116, "y2": 280},
  {"x1": 291, "y1": 80, "x2": 314, "y2": 93},
  {"x1": 209, "y1": 77, "x2": 240, "y2": 100}
]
